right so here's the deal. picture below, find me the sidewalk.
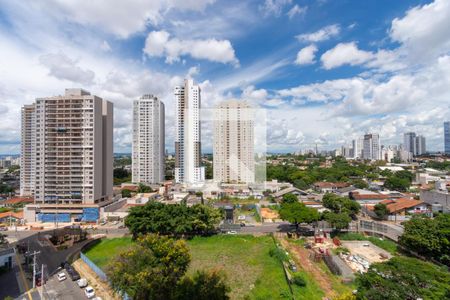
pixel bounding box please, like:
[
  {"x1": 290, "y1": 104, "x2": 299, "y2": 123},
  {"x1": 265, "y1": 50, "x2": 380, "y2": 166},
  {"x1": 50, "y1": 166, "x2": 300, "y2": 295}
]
[{"x1": 72, "y1": 259, "x2": 121, "y2": 300}]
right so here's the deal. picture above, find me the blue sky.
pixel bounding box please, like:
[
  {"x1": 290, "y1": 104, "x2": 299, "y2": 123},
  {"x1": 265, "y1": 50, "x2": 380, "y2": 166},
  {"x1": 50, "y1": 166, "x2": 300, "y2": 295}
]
[{"x1": 0, "y1": 0, "x2": 449, "y2": 154}]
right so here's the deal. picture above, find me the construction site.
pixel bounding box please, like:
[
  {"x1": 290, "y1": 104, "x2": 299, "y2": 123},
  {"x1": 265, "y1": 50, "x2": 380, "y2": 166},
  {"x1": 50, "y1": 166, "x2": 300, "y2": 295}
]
[{"x1": 304, "y1": 230, "x2": 392, "y2": 280}]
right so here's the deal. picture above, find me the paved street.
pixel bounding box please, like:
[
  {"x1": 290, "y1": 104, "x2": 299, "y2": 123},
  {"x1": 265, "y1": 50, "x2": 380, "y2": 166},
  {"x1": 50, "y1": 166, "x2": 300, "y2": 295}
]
[{"x1": 41, "y1": 269, "x2": 87, "y2": 300}]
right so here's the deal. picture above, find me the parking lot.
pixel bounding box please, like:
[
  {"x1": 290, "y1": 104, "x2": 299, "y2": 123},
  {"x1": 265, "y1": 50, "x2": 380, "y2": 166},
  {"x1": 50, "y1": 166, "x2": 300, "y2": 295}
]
[{"x1": 42, "y1": 269, "x2": 89, "y2": 300}]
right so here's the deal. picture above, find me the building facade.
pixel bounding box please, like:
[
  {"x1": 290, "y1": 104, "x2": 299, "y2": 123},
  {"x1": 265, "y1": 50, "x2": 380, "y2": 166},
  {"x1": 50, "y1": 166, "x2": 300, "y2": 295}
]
[
  {"x1": 20, "y1": 104, "x2": 36, "y2": 196},
  {"x1": 174, "y1": 79, "x2": 205, "y2": 184},
  {"x1": 22, "y1": 89, "x2": 113, "y2": 222},
  {"x1": 213, "y1": 100, "x2": 255, "y2": 184},
  {"x1": 363, "y1": 133, "x2": 381, "y2": 160},
  {"x1": 415, "y1": 135, "x2": 426, "y2": 156},
  {"x1": 445, "y1": 122, "x2": 450, "y2": 155},
  {"x1": 132, "y1": 95, "x2": 165, "y2": 184},
  {"x1": 403, "y1": 132, "x2": 416, "y2": 154}
]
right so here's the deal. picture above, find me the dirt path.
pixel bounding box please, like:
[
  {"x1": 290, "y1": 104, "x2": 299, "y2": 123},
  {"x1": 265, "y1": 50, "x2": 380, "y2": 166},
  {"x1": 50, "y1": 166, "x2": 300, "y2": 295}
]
[
  {"x1": 280, "y1": 238, "x2": 336, "y2": 299},
  {"x1": 73, "y1": 258, "x2": 121, "y2": 300}
]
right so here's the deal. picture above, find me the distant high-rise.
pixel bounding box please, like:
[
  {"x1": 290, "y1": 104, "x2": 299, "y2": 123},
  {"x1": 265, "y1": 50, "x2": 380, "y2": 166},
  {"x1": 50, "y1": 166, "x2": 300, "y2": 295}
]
[
  {"x1": 213, "y1": 100, "x2": 255, "y2": 184},
  {"x1": 352, "y1": 137, "x2": 364, "y2": 159},
  {"x1": 132, "y1": 95, "x2": 165, "y2": 184},
  {"x1": 404, "y1": 132, "x2": 426, "y2": 156},
  {"x1": 403, "y1": 132, "x2": 416, "y2": 154},
  {"x1": 415, "y1": 135, "x2": 426, "y2": 156},
  {"x1": 22, "y1": 89, "x2": 113, "y2": 222},
  {"x1": 20, "y1": 104, "x2": 36, "y2": 196},
  {"x1": 363, "y1": 133, "x2": 381, "y2": 160},
  {"x1": 174, "y1": 79, "x2": 205, "y2": 184},
  {"x1": 445, "y1": 122, "x2": 450, "y2": 155}
]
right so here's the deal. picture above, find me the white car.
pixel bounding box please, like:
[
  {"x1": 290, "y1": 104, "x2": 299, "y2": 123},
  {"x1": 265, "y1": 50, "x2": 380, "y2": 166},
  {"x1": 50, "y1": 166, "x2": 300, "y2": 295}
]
[
  {"x1": 57, "y1": 272, "x2": 66, "y2": 281},
  {"x1": 77, "y1": 278, "x2": 88, "y2": 288},
  {"x1": 85, "y1": 286, "x2": 95, "y2": 299},
  {"x1": 227, "y1": 231, "x2": 237, "y2": 235},
  {"x1": 237, "y1": 215, "x2": 246, "y2": 221}
]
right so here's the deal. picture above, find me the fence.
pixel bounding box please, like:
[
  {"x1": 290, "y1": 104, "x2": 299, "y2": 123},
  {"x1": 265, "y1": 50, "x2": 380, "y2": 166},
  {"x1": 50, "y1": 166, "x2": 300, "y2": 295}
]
[
  {"x1": 80, "y1": 252, "x2": 107, "y2": 281},
  {"x1": 80, "y1": 252, "x2": 130, "y2": 300}
]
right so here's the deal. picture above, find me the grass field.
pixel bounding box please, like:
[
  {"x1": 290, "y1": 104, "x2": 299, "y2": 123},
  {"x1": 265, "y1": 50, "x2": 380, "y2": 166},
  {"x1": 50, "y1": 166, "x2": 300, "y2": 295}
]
[
  {"x1": 84, "y1": 235, "x2": 298, "y2": 299},
  {"x1": 84, "y1": 237, "x2": 132, "y2": 268}
]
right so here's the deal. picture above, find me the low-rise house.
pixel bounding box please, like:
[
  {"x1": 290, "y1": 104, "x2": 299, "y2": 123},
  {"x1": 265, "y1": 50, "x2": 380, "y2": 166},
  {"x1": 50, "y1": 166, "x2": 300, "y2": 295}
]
[
  {"x1": 313, "y1": 182, "x2": 350, "y2": 193},
  {"x1": 0, "y1": 247, "x2": 15, "y2": 270},
  {"x1": 368, "y1": 198, "x2": 429, "y2": 222},
  {"x1": 335, "y1": 186, "x2": 358, "y2": 197},
  {"x1": 0, "y1": 211, "x2": 24, "y2": 224},
  {"x1": 0, "y1": 197, "x2": 33, "y2": 208},
  {"x1": 272, "y1": 187, "x2": 321, "y2": 201}
]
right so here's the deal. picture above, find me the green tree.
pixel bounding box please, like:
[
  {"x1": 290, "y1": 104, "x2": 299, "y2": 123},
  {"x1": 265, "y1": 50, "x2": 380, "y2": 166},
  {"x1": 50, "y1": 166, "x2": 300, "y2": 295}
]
[
  {"x1": 322, "y1": 193, "x2": 360, "y2": 217},
  {"x1": 121, "y1": 189, "x2": 132, "y2": 198},
  {"x1": 323, "y1": 212, "x2": 351, "y2": 231},
  {"x1": 138, "y1": 183, "x2": 153, "y2": 193},
  {"x1": 125, "y1": 202, "x2": 222, "y2": 238},
  {"x1": 176, "y1": 270, "x2": 230, "y2": 300},
  {"x1": 106, "y1": 234, "x2": 191, "y2": 300},
  {"x1": 399, "y1": 214, "x2": 450, "y2": 266},
  {"x1": 373, "y1": 203, "x2": 389, "y2": 219},
  {"x1": 356, "y1": 256, "x2": 450, "y2": 299},
  {"x1": 351, "y1": 179, "x2": 368, "y2": 189},
  {"x1": 279, "y1": 202, "x2": 319, "y2": 229},
  {"x1": 281, "y1": 193, "x2": 298, "y2": 204}
]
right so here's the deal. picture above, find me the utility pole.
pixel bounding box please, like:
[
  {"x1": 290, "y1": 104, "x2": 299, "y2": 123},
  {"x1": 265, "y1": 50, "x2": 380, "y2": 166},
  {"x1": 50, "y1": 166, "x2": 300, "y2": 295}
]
[
  {"x1": 26, "y1": 250, "x2": 41, "y2": 289},
  {"x1": 40, "y1": 264, "x2": 46, "y2": 300}
]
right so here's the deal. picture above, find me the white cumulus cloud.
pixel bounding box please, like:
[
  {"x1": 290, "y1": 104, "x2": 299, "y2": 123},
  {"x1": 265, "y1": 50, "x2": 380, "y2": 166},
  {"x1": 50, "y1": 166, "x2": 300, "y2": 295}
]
[
  {"x1": 295, "y1": 44, "x2": 317, "y2": 65},
  {"x1": 143, "y1": 30, "x2": 239, "y2": 66},
  {"x1": 296, "y1": 24, "x2": 340, "y2": 42}
]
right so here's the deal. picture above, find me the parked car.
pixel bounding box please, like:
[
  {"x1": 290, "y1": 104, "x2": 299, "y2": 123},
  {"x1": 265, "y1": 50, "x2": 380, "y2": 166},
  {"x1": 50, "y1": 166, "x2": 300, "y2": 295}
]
[
  {"x1": 57, "y1": 272, "x2": 67, "y2": 281},
  {"x1": 67, "y1": 268, "x2": 81, "y2": 281},
  {"x1": 85, "y1": 286, "x2": 95, "y2": 299},
  {"x1": 77, "y1": 278, "x2": 88, "y2": 288},
  {"x1": 227, "y1": 231, "x2": 237, "y2": 235}
]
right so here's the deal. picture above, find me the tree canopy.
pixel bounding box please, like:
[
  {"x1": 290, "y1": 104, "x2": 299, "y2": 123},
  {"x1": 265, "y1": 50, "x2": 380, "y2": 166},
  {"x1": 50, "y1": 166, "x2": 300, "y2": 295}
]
[
  {"x1": 279, "y1": 202, "x2": 319, "y2": 229},
  {"x1": 322, "y1": 193, "x2": 360, "y2": 217},
  {"x1": 356, "y1": 256, "x2": 450, "y2": 299},
  {"x1": 399, "y1": 214, "x2": 450, "y2": 266},
  {"x1": 373, "y1": 203, "x2": 389, "y2": 219},
  {"x1": 125, "y1": 202, "x2": 222, "y2": 238},
  {"x1": 106, "y1": 234, "x2": 230, "y2": 300},
  {"x1": 107, "y1": 234, "x2": 191, "y2": 300},
  {"x1": 281, "y1": 193, "x2": 298, "y2": 204}
]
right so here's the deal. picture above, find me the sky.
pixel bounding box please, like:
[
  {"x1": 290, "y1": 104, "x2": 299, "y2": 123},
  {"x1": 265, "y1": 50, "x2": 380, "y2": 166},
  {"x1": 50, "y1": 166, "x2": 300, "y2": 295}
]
[{"x1": 0, "y1": 0, "x2": 449, "y2": 154}]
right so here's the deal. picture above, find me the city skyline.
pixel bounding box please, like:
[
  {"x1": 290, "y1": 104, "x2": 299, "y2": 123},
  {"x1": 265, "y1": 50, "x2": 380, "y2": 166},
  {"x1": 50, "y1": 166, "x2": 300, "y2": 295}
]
[{"x1": 0, "y1": 0, "x2": 450, "y2": 154}]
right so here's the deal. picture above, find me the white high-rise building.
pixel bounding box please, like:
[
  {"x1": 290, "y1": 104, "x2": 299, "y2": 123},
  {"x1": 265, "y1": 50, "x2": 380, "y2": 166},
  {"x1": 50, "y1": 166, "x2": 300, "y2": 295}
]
[
  {"x1": 132, "y1": 95, "x2": 165, "y2": 184},
  {"x1": 363, "y1": 133, "x2": 381, "y2": 160},
  {"x1": 20, "y1": 104, "x2": 36, "y2": 196},
  {"x1": 213, "y1": 100, "x2": 255, "y2": 184},
  {"x1": 174, "y1": 79, "x2": 205, "y2": 184},
  {"x1": 352, "y1": 137, "x2": 364, "y2": 159},
  {"x1": 22, "y1": 89, "x2": 113, "y2": 222}
]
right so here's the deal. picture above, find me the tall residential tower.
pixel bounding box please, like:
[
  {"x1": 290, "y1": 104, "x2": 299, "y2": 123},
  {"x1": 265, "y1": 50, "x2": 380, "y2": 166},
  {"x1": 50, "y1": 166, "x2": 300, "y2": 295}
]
[
  {"x1": 20, "y1": 104, "x2": 36, "y2": 196},
  {"x1": 174, "y1": 79, "x2": 205, "y2": 184},
  {"x1": 22, "y1": 89, "x2": 113, "y2": 222},
  {"x1": 132, "y1": 95, "x2": 165, "y2": 184},
  {"x1": 363, "y1": 133, "x2": 381, "y2": 160},
  {"x1": 213, "y1": 100, "x2": 255, "y2": 184},
  {"x1": 445, "y1": 122, "x2": 450, "y2": 155}
]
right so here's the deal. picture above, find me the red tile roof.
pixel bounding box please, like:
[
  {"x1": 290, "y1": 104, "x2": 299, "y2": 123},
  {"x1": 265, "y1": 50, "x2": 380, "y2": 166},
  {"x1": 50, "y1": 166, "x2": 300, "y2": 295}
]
[
  {"x1": 3, "y1": 197, "x2": 33, "y2": 205},
  {"x1": 0, "y1": 211, "x2": 24, "y2": 219}
]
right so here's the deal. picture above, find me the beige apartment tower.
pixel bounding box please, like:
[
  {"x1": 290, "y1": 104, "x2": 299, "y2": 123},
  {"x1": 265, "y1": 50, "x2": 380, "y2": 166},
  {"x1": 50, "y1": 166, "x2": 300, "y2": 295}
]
[
  {"x1": 132, "y1": 95, "x2": 165, "y2": 184},
  {"x1": 22, "y1": 89, "x2": 113, "y2": 222},
  {"x1": 213, "y1": 100, "x2": 255, "y2": 184},
  {"x1": 20, "y1": 104, "x2": 36, "y2": 196}
]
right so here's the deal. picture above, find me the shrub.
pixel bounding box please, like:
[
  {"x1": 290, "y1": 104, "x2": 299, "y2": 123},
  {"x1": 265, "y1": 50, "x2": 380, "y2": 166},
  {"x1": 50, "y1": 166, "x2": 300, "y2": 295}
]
[
  {"x1": 292, "y1": 274, "x2": 307, "y2": 287},
  {"x1": 269, "y1": 247, "x2": 288, "y2": 262}
]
